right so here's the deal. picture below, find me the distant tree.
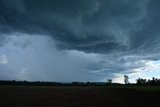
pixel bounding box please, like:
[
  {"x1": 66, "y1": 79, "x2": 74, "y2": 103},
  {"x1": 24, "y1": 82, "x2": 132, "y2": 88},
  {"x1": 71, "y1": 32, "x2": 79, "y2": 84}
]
[
  {"x1": 72, "y1": 82, "x2": 79, "y2": 86},
  {"x1": 150, "y1": 77, "x2": 159, "y2": 85},
  {"x1": 86, "y1": 81, "x2": 90, "y2": 85},
  {"x1": 106, "y1": 79, "x2": 112, "y2": 84},
  {"x1": 152, "y1": 77, "x2": 155, "y2": 81},
  {"x1": 136, "y1": 77, "x2": 160, "y2": 85},
  {"x1": 124, "y1": 75, "x2": 129, "y2": 84},
  {"x1": 136, "y1": 78, "x2": 147, "y2": 85}
]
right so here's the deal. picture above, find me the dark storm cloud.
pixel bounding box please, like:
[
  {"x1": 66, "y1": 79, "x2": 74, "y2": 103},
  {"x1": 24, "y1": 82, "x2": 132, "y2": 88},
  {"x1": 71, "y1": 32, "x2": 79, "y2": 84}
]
[
  {"x1": 0, "y1": 0, "x2": 157, "y2": 53},
  {"x1": 1, "y1": 0, "x2": 160, "y2": 82}
]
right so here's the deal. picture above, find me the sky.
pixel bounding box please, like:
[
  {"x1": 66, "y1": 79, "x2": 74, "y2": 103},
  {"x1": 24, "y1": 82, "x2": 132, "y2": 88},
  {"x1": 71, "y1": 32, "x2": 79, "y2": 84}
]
[{"x1": 0, "y1": 0, "x2": 160, "y2": 83}]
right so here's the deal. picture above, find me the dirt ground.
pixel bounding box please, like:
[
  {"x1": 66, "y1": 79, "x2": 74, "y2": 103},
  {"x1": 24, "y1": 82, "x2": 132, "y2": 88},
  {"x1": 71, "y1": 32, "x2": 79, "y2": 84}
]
[{"x1": 0, "y1": 86, "x2": 160, "y2": 107}]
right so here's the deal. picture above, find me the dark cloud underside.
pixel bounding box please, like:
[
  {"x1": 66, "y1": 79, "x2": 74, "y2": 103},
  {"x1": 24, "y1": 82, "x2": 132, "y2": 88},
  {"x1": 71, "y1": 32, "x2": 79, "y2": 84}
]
[{"x1": 1, "y1": 0, "x2": 159, "y2": 53}]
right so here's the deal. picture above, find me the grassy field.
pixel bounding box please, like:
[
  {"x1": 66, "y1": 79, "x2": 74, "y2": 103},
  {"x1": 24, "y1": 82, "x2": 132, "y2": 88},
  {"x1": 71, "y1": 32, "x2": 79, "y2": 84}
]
[
  {"x1": 0, "y1": 86, "x2": 160, "y2": 107},
  {"x1": 123, "y1": 86, "x2": 160, "y2": 93}
]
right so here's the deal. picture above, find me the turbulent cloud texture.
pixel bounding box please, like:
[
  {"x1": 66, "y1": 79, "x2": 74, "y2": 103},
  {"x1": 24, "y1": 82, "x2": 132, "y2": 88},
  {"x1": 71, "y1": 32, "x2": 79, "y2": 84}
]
[{"x1": 0, "y1": 0, "x2": 160, "y2": 83}]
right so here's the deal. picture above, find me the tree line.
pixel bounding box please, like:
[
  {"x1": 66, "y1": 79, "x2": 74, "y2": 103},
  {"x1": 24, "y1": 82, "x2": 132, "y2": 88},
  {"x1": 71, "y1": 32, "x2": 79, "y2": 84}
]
[
  {"x1": 136, "y1": 77, "x2": 160, "y2": 85},
  {"x1": 0, "y1": 76, "x2": 160, "y2": 86},
  {"x1": 106, "y1": 75, "x2": 160, "y2": 86},
  {"x1": 0, "y1": 80, "x2": 107, "y2": 86}
]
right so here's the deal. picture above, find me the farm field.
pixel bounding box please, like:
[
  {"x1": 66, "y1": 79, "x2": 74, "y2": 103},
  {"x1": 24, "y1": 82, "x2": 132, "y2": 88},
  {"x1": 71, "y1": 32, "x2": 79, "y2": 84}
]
[{"x1": 0, "y1": 86, "x2": 160, "y2": 107}]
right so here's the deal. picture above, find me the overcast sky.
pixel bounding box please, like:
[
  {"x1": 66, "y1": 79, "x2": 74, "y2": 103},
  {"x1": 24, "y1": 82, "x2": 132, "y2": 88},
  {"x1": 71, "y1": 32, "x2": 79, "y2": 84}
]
[{"x1": 0, "y1": 0, "x2": 160, "y2": 83}]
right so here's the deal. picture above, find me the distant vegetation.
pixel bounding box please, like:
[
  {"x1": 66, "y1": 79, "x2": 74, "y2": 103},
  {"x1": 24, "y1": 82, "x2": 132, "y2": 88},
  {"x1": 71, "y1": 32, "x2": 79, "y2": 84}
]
[
  {"x1": 136, "y1": 77, "x2": 160, "y2": 86},
  {"x1": 0, "y1": 80, "x2": 107, "y2": 86},
  {"x1": 0, "y1": 76, "x2": 160, "y2": 86}
]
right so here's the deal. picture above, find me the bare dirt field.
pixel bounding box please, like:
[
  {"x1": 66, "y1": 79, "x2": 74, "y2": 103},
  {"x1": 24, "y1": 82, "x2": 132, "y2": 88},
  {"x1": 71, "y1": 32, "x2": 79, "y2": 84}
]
[{"x1": 0, "y1": 86, "x2": 160, "y2": 107}]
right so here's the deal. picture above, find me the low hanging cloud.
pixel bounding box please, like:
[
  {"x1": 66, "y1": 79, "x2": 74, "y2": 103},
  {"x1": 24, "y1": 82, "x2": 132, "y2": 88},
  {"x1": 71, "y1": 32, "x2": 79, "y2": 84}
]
[
  {"x1": 0, "y1": 0, "x2": 160, "y2": 83},
  {"x1": 0, "y1": 34, "x2": 106, "y2": 81}
]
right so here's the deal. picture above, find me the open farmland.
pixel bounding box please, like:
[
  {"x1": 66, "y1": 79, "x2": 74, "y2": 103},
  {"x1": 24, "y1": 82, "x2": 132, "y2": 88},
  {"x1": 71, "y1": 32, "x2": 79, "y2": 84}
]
[{"x1": 0, "y1": 86, "x2": 160, "y2": 107}]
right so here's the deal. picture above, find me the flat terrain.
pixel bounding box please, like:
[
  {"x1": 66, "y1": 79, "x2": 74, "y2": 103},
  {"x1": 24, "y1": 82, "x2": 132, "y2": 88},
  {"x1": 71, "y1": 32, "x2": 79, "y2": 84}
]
[{"x1": 0, "y1": 86, "x2": 160, "y2": 107}]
